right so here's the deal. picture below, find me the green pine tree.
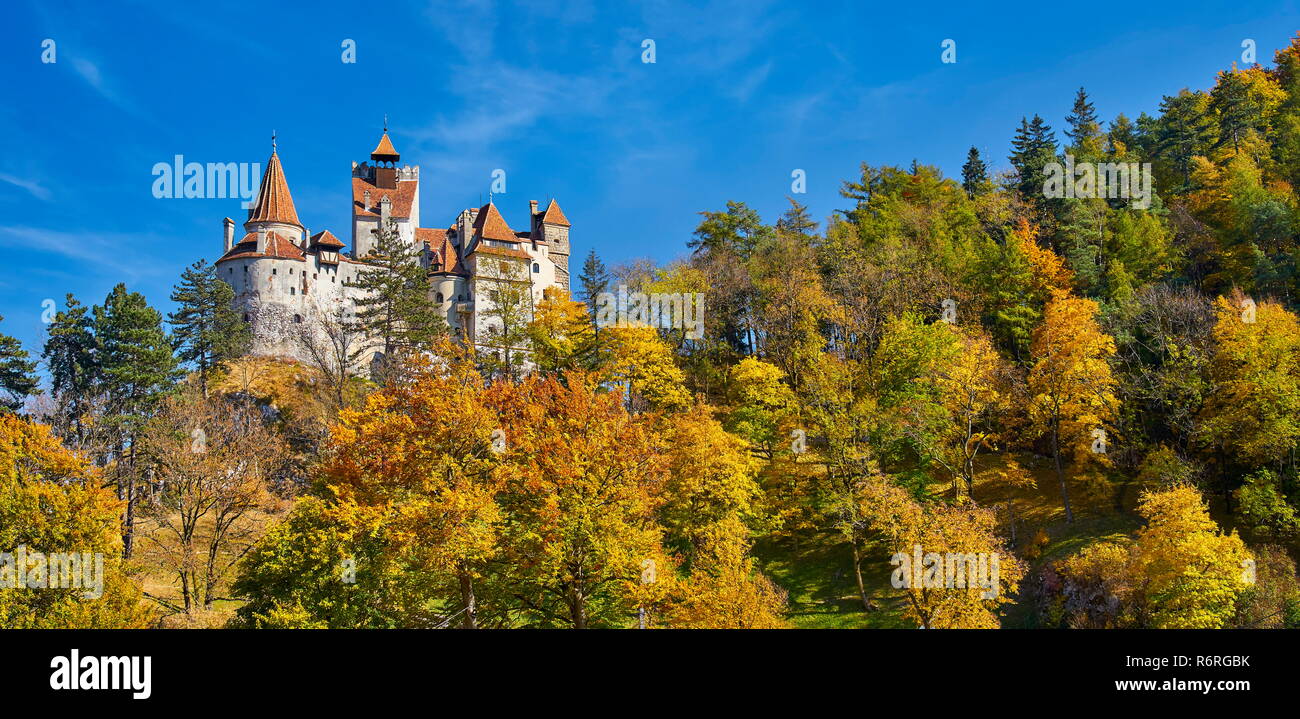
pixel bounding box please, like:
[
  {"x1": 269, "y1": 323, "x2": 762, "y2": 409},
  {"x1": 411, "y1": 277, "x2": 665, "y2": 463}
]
[
  {"x1": 1065, "y1": 87, "x2": 1103, "y2": 152},
  {"x1": 345, "y1": 219, "x2": 446, "y2": 380},
  {"x1": 41, "y1": 293, "x2": 98, "y2": 437},
  {"x1": 94, "y1": 283, "x2": 179, "y2": 558},
  {"x1": 169, "y1": 259, "x2": 250, "y2": 397},
  {"x1": 1009, "y1": 115, "x2": 1059, "y2": 207},
  {"x1": 961, "y1": 146, "x2": 989, "y2": 197},
  {"x1": 0, "y1": 316, "x2": 37, "y2": 412}
]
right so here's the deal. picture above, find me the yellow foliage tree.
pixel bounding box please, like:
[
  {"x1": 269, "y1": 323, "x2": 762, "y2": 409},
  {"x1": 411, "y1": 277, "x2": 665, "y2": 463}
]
[
  {"x1": 0, "y1": 414, "x2": 154, "y2": 628},
  {"x1": 1027, "y1": 290, "x2": 1119, "y2": 522},
  {"x1": 857, "y1": 475, "x2": 1025, "y2": 628}
]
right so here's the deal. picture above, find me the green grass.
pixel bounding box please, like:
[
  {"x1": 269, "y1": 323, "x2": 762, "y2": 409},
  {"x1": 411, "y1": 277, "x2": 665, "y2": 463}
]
[{"x1": 756, "y1": 452, "x2": 1148, "y2": 629}]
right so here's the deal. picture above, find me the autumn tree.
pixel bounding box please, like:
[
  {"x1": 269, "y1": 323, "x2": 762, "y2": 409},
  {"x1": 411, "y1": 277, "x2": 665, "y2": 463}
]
[
  {"x1": 324, "y1": 345, "x2": 506, "y2": 628},
  {"x1": 491, "y1": 374, "x2": 669, "y2": 628},
  {"x1": 1027, "y1": 291, "x2": 1119, "y2": 522},
  {"x1": 139, "y1": 387, "x2": 290, "y2": 613},
  {"x1": 527, "y1": 287, "x2": 599, "y2": 374},
  {"x1": 1200, "y1": 295, "x2": 1300, "y2": 471},
  {"x1": 0, "y1": 414, "x2": 154, "y2": 628},
  {"x1": 1047, "y1": 485, "x2": 1251, "y2": 628},
  {"x1": 857, "y1": 475, "x2": 1025, "y2": 628}
]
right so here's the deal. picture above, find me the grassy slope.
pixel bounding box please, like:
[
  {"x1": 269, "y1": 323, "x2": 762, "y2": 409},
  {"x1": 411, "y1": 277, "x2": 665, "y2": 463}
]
[{"x1": 755, "y1": 452, "x2": 1142, "y2": 628}]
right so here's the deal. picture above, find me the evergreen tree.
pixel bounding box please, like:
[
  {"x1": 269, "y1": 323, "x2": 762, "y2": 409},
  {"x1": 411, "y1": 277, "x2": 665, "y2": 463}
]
[
  {"x1": 961, "y1": 146, "x2": 989, "y2": 197},
  {"x1": 345, "y1": 219, "x2": 446, "y2": 379},
  {"x1": 1107, "y1": 114, "x2": 1139, "y2": 156},
  {"x1": 95, "y1": 283, "x2": 179, "y2": 558},
  {"x1": 1009, "y1": 115, "x2": 1059, "y2": 206},
  {"x1": 1155, "y1": 89, "x2": 1215, "y2": 189},
  {"x1": 0, "y1": 316, "x2": 37, "y2": 412},
  {"x1": 578, "y1": 249, "x2": 610, "y2": 322},
  {"x1": 775, "y1": 196, "x2": 818, "y2": 236},
  {"x1": 41, "y1": 293, "x2": 97, "y2": 438},
  {"x1": 1065, "y1": 87, "x2": 1103, "y2": 151},
  {"x1": 168, "y1": 259, "x2": 250, "y2": 397}
]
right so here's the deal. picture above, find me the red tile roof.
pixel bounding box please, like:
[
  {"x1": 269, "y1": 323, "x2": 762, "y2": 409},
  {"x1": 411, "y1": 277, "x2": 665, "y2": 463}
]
[
  {"x1": 472, "y1": 202, "x2": 516, "y2": 242},
  {"x1": 540, "y1": 199, "x2": 570, "y2": 227},
  {"x1": 310, "y1": 229, "x2": 345, "y2": 248},
  {"x1": 352, "y1": 176, "x2": 417, "y2": 219},
  {"x1": 246, "y1": 152, "x2": 302, "y2": 227},
  {"x1": 371, "y1": 131, "x2": 399, "y2": 158},
  {"x1": 419, "y1": 227, "x2": 467, "y2": 276},
  {"x1": 473, "y1": 244, "x2": 531, "y2": 259},
  {"x1": 218, "y1": 231, "x2": 307, "y2": 262}
]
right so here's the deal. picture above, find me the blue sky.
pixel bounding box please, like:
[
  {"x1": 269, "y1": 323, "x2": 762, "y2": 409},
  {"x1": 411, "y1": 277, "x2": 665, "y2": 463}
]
[{"x1": 2, "y1": 0, "x2": 1300, "y2": 377}]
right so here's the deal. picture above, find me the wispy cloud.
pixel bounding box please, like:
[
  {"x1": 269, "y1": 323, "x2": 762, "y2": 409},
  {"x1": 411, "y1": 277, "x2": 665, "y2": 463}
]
[
  {"x1": 729, "y1": 60, "x2": 773, "y2": 102},
  {"x1": 0, "y1": 173, "x2": 51, "y2": 201},
  {"x1": 0, "y1": 226, "x2": 167, "y2": 280},
  {"x1": 69, "y1": 57, "x2": 149, "y2": 120}
]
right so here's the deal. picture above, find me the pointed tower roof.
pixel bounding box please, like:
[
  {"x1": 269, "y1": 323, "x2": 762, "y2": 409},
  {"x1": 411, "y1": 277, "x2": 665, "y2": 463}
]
[
  {"x1": 540, "y1": 199, "x2": 570, "y2": 227},
  {"x1": 472, "y1": 201, "x2": 517, "y2": 242},
  {"x1": 371, "y1": 131, "x2": 400, "y2": 162},
  {"x1": 246, "y1": 149, "x2": 302, "y2": 227}
]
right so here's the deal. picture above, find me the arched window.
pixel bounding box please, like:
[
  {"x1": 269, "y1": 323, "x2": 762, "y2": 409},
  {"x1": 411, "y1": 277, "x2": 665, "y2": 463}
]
[
  {"x1": 436, "y1": 292, "x2": 444, "y2": 303},
  {"x1": 294, "y1": 314, "x2": 302, "y2": 324},
  {"x1": 243, "y1": 313, "x2": 250, "y2": 322},
  {"x1": 532, "y1": 262, "x2": 540, "y2": 273}
]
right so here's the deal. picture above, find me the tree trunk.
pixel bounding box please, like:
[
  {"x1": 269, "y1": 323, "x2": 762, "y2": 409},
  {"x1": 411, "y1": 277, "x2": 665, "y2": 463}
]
[
  {"x1": 851, "y1": 535, "x2": 870, "y2": 612},
  {"x1": 1052, "y1": 419, "x2": 1074, "y2": 523},
  {"x1": 567, "y1": 584, "x2": 587, "y2": 629},
  {"x1": 122, "y1": 446, "x2": 137, "y2": 559},
  {"x1": 458, "y1": 567, "x2": 477, "y2": 629}
]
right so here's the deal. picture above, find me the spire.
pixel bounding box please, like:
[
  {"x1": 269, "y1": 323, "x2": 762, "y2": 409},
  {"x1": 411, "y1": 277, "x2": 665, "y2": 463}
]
[
  {"x1": 540, "y1": 199, "x2": 570, "y2": 227},
  {"x1": 371, "y1": 121, "x2": 400, "y2": 162},
  {"x1": 246, "y1": 146, "x2": 302, "y2": 227}
]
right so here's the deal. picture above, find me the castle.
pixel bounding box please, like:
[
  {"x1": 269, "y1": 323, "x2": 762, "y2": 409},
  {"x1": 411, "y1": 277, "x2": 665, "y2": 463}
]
[{"x1": 215, "y1": 130, "x2": 571, "y2": 367}]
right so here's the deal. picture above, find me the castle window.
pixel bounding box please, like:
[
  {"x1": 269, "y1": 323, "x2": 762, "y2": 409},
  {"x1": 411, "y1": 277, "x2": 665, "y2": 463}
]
[
  {"x1": 436, "y1": 292, "x2": 444, "y2": 303},
  {"x1": 457, "y1": 294, "x2": 463, "y2": 301},
  {"x1": 290, "y1": 287, "x2": 296, "y2": 295},
  {"x1": 532, "y1": 263, "x2": 539, "y2": 273},
  {"x1": 294, "y1": 314, "x2": 302, "y2": 323},
  {"x1": 272, "y1": 269, "x2": 277, "y2": 275},
  {"x1": 243, "y1": 313, "x2": 250, "y2": 322},
  {"x1": 289, "y1": 268, "x2": 294, "y2": 275}
]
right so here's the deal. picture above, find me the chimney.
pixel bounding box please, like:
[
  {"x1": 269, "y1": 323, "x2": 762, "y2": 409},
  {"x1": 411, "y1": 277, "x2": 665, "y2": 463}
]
[
  {"x1": 363, "y1": 189, "x2": 371, "y2": 210},
  {"x1": 379, "y1": 196, "x2": 391, "y2": 226},
  {"x1": 256, "y1": 227, "x2": 268, "y2": 255},
  {"x1": 223, "y1": 217, "x2": 235, "y2": 252},
  {"x1": 529, "y1": 200, "x2": 538, "y2": 215}
]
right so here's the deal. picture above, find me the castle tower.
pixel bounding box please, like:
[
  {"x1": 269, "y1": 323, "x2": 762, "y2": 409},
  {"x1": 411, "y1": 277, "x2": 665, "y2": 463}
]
[
  {"x1": 245, "y1": 141, "x2": 304, "y2": 246},
  {"x1": 351, "y1": 123, "x2": 420, "y2": 257},
  {"x1": 538, "y1": 199, "x2": 570, "y2": 290}
]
